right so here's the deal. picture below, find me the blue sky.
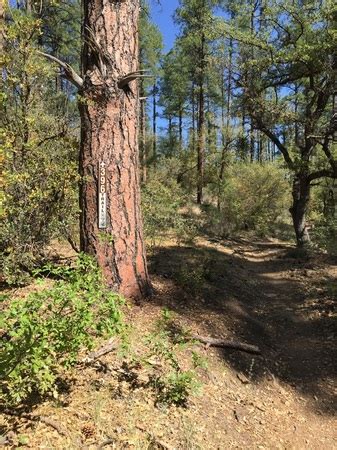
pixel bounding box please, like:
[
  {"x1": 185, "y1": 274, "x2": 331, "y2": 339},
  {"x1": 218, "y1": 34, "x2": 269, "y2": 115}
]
[
  {"x1": 149, "y1": 1, "x2": 182, "y2": 133},
  {"x1": 151, "y1": 0, "x2": 179, "y2": 53}
]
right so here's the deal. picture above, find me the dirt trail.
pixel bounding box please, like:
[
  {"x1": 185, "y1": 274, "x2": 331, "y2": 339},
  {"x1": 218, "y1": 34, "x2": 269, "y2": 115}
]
[
  {"x1": 217, "y1": 238, "x2": 337, "y2": 413},
  {"x1": 149, "y1": 236, "x2": 337, "y2": 447}
]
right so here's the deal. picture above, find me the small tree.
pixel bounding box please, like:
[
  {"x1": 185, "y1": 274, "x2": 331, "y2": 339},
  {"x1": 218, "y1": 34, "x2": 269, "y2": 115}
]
[{"x1": 1, "y1": 11, "x2": 79, "y2": 283}]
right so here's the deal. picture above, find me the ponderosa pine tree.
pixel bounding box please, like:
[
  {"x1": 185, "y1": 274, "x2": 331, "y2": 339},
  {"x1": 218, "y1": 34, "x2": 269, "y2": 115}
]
[
  {"x1": 175, "y1": 0, "x2": 216, "y2": 204},
  {"x1": 159, "y1": 45, "x2": 189, "y2": 154},
  {"x1": 41, "y1": 0, "x2": 151, "y2": 297},
  {"x1": 139, "y1": 1, "x2": 163, "y2": 181}
]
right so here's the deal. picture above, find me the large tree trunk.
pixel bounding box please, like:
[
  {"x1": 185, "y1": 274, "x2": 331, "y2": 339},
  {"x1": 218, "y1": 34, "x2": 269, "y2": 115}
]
[
  {"x1": 79, "y1": 0, "x2": 151, "y2": 298},
  {"x1": 289, "y1": 175, "x2": 311, "y2": 247}
]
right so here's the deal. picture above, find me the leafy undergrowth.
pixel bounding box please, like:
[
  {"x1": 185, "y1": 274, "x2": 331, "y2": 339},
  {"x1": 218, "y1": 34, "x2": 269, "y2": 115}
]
[
  {"x1": 0, "y1": 254, "x2": 126, "y2": 406},
  {"x1": 0, "y1": 237, "x2": 336, "y2": 449}
]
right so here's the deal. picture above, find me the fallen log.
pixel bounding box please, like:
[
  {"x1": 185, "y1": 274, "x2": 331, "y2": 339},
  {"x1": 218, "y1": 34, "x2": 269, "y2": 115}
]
[{"x1": 191, "y1": 334, "x2": 261, "y2": 355}]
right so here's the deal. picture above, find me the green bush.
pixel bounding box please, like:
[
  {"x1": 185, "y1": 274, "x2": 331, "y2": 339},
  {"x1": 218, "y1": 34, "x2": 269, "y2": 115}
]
[
  {"x1": 142, "y1": 173, "x2": 197, "y2": 245},
  {"x1": 1, "y1": 12, "x2": 79, "y2": 285},
  {"x1": 309, "y1": 185, "x2": 337, "y2": 255},
  {"x1": 144, "y1": 310, "x2": 201, "y2": 407},
  {"x1": 209, "y1": 162, "x2": 290, "y2": 237},
  {"x1": 0, "y1": 254, "x2": 125, "y2": 405}
]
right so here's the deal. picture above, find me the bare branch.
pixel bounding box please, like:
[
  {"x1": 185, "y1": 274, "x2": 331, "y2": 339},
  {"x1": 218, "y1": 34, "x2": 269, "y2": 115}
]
[
  {"x1": 308, "y1": 169, "x2": 337, "y2": 182},
  {"x1": 255, "y1": 118, "x2": 295, "y2": 170},
  {"x1": 37, "y1": 51, "x2": 83, "y2": 89},
  {"x1": 192, "y1": 334, "x2": 261, "y2": 355},
  {"x1": 118, "y1": 70, "x2": 153, "y2": 89},
  {"x1": 36, "y1": 129, "x2": 66, "y2": 147}
]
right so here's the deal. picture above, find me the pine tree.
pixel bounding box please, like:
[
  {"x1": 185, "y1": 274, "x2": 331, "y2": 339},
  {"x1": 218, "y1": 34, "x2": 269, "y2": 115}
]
[
  {"x1": 39, "y1": 0, "x2": 151, "y2": 297},
  {"x1": 139, "y1": 1, "x2": 163, "y2": 181}
]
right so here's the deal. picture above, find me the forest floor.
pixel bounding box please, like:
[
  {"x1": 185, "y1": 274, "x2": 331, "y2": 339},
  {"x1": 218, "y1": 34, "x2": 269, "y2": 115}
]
[{"x1": 1, "y1": 236, "x2": 337, "y2": 449}]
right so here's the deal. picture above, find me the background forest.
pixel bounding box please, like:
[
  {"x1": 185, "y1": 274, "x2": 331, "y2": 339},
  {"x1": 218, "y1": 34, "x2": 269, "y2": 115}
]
[{"x1": 1, "y1": 0, "x2": 337, "y2": 285}]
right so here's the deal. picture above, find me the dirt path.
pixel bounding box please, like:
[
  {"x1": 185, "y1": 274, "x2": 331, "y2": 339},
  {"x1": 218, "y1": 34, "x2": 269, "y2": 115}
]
[
  {"x1": 149, "y1": 236, "x2": 337, "y2": 447},
  {"x1": 218, "y1": 238, "x2": 337, "y2": 414}
]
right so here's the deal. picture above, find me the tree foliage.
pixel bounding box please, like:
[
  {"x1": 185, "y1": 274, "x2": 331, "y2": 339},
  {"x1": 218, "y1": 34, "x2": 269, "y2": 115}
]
[{"x1": 1, "y1": 10, "x2": 79, "y2": 283}]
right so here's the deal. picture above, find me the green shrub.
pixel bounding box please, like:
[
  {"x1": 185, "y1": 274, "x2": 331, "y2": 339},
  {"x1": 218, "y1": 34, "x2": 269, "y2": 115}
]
[
  {"x1": 154, "y1": 370, "x2": 199, "y2": 407},
  {"x1": 144, "y1": 310, "x2": 201, "y2": 407},
  {"x1": 209, "y1": 162, "x2": 290, "y2": 237},
  {"x1": 0, "y1": 254, "x2": 125, "y2": 405},
  {"x1": 309, "y1": 185, "x2": 337, "y2": 255},
  {"x1": 142, "y1": 173, "x2": 196, "y2": 245},
  {"x1": 1, "y1": 12, "x2": 79, "y2": 285}
]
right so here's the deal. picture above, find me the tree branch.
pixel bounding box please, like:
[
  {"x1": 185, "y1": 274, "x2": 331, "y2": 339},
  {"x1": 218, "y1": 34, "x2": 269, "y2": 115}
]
[
  {"x1": 118, "y1": 70, "x2": 152, "y2": 89},
  {"x1": 255, "y1": 119, "x2": 294, "y2": 169},
  {"x1": 192, "y1": 334, "x2": 261, "y2": 355},
  {"x1": 37, "y1": 51, "x2": 83, "y2": 89},
  {"x1": 308, "y1": 169, "x2": 337, "y2": 182},
  {"x1": 36, "y1": 129, "x2": 66, "y2": 147}
]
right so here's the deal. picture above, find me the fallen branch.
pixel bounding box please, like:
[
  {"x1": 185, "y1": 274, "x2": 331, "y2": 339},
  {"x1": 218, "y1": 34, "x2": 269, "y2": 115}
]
[
  {"x1": 97, "y1": 438, "x2": 115, "y2": 449},
  {"x1": 81, "y1": 338, "x2": 117, "y2": 363},
  {"x1": 192, "y1": 334, "x2": 261, "y2": 355},
  {"x1": 39, "y1": 416, "x2": 67, "y2": 436}
]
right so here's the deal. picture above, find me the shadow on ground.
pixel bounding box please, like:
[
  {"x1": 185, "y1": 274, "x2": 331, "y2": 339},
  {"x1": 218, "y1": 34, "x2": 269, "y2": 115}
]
[{"x1": 148, "y1": 239, "x2": 337, "y2": 416}]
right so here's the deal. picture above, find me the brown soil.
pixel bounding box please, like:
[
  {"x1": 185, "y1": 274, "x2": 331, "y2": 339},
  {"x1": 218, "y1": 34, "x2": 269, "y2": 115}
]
[{"x1": 1, "y1": 237, "x2": 336, "y2": 449}]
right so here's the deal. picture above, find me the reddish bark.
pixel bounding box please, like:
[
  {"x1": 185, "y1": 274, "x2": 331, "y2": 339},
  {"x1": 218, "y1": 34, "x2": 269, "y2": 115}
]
[{"x1": 79, "y1": 0, "x2": 151, "y2": 298}]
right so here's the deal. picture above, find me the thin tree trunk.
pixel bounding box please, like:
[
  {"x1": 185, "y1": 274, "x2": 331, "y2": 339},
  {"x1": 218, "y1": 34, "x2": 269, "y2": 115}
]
[
  {"x1": 289, "y1": 175, "x2": 311, "y2": 247},
  {"x1": 178, "y1": 108, "x2": 183, "y2": 150},
  {"x1": 219, "y1": 37, "x2": 233, "y2": 189},
  {"x1": 250, "y1": 122, "x2": 255, "y2": 162},
  {"x1": 140, "y1": 96, "x2": 147, "y2": 183},
  {"x1": 333, "y1": 93, "x2": 337, "y2": 142},
  {"x1": 197, "y1": 80, "x2": 205, "y2": 204},
  {"x1": 258, "y1": 131, "x2": 264, "y2": 162},
  {"x1": 79, "y1": 0, "x2": 150, "y2": 298},
  {"x1": 191, "y1": 81, "x2": 197, "y2": 155},
  {"x1": 196, "y1": 33, "x2": 205, "y2": 205},
  {"x1": 168, "y1": 116, "x2": 173, "y2": 151},
  {"x1": 294, "y1": 84, "x2": 299, "y2": 146},
  {"x1": 152, "y1": 82, "x2": 157, "y2": 165}
]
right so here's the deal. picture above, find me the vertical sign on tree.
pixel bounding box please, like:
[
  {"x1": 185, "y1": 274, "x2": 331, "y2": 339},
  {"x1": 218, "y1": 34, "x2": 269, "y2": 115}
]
[{"x1": 98, "y1": 161, "x2": 107, "y2": 229}]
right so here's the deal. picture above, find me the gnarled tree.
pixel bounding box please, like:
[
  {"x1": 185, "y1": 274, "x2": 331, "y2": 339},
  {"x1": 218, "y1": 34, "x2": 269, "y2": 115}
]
[{"x1": 219, "y1": 0, "x2": 337, "y2": 246}]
